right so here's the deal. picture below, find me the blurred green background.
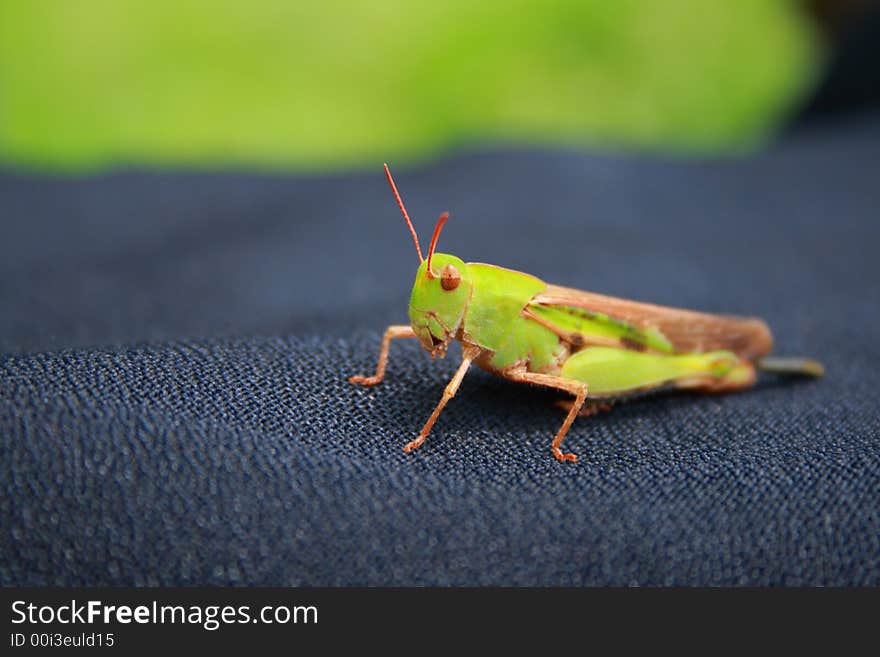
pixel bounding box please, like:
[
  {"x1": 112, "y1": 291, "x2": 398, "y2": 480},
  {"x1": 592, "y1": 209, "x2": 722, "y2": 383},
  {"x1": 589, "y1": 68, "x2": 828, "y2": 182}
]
[{"x1": 0, "y1": 1, "x2": 821, "y2": 171}]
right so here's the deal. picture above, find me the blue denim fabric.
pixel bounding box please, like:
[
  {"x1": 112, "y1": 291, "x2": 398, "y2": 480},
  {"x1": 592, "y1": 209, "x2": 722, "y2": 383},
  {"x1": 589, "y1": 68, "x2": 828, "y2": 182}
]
[{"x1": 2, "y1": 117, "x2": 879, "y2": 585}]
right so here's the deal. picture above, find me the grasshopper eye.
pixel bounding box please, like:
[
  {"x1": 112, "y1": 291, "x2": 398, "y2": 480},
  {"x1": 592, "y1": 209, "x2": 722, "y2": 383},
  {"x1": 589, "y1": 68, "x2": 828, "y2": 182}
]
[{"x1": 441, "y1": 264, "x2": 461, "y2": 291}]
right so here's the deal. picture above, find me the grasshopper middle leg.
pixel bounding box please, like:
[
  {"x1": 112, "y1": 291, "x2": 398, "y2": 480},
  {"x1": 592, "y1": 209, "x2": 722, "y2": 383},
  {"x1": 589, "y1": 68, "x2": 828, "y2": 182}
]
[
  {"x1": 505, "y1": 371, "x2": 589, "y2": 463},
  {"x1": 555, "y1": 399, "x2": 613, "y2": 417}
]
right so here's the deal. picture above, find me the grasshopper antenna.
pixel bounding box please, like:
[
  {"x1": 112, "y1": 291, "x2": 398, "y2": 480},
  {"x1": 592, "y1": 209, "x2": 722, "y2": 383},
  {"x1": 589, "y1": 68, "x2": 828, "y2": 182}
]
[
  {"x1": 383, "y1": 163, "x2": 423, "y2": 263},
  {"x1": 425, "y1": 212, "x2": 450, "y2": 279}
]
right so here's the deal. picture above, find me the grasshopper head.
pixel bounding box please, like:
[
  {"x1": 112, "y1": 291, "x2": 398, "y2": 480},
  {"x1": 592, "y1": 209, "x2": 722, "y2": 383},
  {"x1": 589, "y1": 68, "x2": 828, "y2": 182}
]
[
  {"x1": 408, "y1": 253, "x2": 472, "y2": 357},
  {"x1": 383, "y1": 163, "x2": 472, "y2": 357}
]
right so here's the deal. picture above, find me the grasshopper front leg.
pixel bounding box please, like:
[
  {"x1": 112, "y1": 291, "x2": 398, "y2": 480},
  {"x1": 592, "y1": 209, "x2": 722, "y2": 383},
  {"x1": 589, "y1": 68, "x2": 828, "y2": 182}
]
[
  {"x1": 404, "y1": 344, "x2": 481, "y2": 454},
  {"x1": 349, "y1": 325, "x2": 416, "y2": 386}
]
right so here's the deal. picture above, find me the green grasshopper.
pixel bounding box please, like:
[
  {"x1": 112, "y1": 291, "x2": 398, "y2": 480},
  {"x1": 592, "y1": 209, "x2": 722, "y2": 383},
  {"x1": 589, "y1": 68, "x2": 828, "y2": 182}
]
[{"x1": 350, "y1": 164, "x2": 824, "y2": 462}]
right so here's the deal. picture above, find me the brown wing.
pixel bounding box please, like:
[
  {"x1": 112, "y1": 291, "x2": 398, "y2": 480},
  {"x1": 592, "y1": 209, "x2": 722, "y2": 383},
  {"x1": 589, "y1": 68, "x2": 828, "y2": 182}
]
[{"x1": 532, "y1": 284, "x2": 773, "y2": 360}]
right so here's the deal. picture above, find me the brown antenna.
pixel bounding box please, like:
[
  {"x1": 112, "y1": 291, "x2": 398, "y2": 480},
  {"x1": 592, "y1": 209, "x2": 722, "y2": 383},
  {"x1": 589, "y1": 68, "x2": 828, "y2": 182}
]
[
  {"x1": 383, "y1": 163, "x2": 423, "y2": 263},
  {"x1": 425, "y1": 212, "x2": 449, "y2": 279}
]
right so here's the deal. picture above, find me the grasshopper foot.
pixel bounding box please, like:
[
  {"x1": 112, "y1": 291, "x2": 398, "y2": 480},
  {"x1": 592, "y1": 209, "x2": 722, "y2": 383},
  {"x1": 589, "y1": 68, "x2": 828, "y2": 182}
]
[
  {"x1": 349, "y1": 374, "x2": 382, "y2": 386},
  {"x1": 552, "y1": 447, "x2": 578, "y2": 463},
  {"x1": 403, "y1": 436, "x2": 427, "y2": 453}
]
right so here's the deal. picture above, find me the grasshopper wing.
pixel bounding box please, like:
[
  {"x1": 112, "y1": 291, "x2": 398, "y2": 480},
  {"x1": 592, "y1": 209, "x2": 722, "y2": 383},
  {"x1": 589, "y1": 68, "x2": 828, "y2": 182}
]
[{"x1": 529, "y1": 284, "x2": 773, "y2": 360}]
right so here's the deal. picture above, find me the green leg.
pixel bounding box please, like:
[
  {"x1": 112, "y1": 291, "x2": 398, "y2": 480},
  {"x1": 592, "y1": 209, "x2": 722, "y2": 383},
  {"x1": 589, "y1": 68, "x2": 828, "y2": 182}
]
[{"x1": 560, "y1": 346, "x2": 755, "y2": 397}]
